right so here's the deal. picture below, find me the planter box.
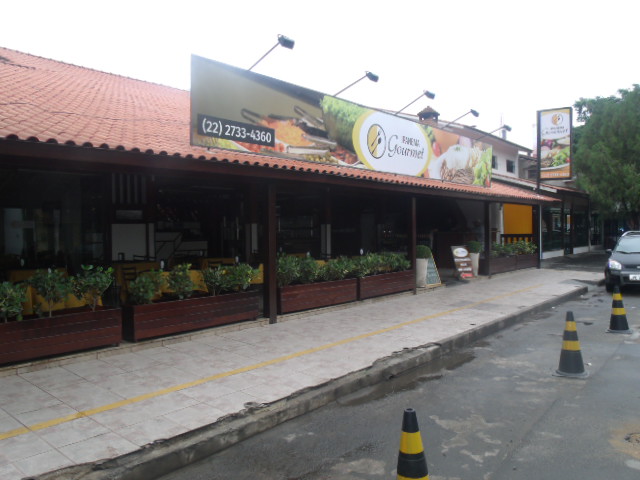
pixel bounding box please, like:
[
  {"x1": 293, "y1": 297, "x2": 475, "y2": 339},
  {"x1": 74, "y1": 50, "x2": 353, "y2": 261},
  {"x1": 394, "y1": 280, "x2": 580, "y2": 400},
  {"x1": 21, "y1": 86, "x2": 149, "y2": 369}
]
[
  {"x1": 0, "y1": 308, "x2": 122, "y2": 366},
  {"x1": 516, "y1": 253, "x2": 539, "y2": 269},
  {"x1": 358, "y1": 270, "x2": 415, "y2": 300},
  {"x1": 122, "y1": 291, "x2": 260, "y2": 342},
  {"x1": 278, "y1": 278, "x2": 358, "y2": 314},
  {"x1": 489, "y1": 254, "x2": 538, "y2": 275}
]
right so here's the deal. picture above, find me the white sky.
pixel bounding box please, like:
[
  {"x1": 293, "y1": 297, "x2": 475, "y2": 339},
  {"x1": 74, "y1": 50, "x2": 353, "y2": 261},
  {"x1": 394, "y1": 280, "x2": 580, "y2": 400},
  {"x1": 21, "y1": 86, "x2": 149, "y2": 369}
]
[{"x1": 2, "y1": 0, "x2": 638, "y2": 149}]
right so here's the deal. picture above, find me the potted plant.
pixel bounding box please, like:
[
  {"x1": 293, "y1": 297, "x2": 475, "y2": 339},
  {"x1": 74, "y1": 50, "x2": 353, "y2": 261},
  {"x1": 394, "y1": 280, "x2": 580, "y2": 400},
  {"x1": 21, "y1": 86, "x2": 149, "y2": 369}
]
[
  {"x1": 71, "y1": 265, "x2": 115, "y2": 312},
  {"x1": 1, "y1": 267, "x2": 122, "y2": 366},
  {"x1": 0, "y1": 281, "x2": 27, "y2": 322},
  {"x1": 123, "y1": 263, "x2": 260, "y2": 342},
  {"x1": 28, "y1": 268, "x2": 73, "y2": 318},
  {"x1": 277, "y1": 255, "x2": 358, "y2": 314},
  {"x1": 467, "y1": 240, "x2": 482, "y2": 276},
  {"x1": 357, "y1": 252, "x2": 414, "y2": 300},
  {"x1": 415, "y1": 245, "x2": 431, "y2": 288}
]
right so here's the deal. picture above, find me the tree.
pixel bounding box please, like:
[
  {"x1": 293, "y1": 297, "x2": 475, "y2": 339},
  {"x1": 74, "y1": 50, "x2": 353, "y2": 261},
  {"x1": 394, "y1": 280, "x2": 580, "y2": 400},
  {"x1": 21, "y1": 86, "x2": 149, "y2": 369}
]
[{"x1": 573, "y1": 85, "x2": 640, "y2": 227}]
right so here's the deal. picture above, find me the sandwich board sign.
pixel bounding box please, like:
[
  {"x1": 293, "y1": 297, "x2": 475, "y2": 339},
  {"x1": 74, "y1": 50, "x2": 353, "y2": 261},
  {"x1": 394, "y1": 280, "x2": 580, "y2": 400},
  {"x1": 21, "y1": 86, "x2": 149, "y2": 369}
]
[{"x1": 451, "y1": 245, "x2": 474, "y2": 279}]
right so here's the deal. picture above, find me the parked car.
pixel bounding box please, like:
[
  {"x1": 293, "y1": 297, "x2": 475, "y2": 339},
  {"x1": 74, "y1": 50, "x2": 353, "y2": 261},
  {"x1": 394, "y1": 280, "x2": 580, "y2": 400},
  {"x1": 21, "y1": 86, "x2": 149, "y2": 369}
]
[{"x1": 604, "y1": 231, "x2": 640, "y2": 292}]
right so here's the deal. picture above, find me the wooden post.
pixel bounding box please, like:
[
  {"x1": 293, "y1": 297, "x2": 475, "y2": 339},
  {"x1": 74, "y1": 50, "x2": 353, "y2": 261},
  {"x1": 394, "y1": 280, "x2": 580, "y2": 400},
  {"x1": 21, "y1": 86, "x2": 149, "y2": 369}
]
[{"x1": 264, "y1": 184, "x2": 278, "y2": 324}]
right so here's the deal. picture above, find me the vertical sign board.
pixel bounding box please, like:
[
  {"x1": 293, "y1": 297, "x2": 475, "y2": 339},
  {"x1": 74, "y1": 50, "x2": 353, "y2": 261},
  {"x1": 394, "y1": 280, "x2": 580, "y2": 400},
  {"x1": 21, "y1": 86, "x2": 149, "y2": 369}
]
[
  {"x1": 451, "y1": 245, "x2": 474, "y2": 279},
  {"x1": 537, "y1": 107, "x2": 572, "y2": 180},
  {"x1": 190, "y1": 55, "x2": 493, "y2": 187}
]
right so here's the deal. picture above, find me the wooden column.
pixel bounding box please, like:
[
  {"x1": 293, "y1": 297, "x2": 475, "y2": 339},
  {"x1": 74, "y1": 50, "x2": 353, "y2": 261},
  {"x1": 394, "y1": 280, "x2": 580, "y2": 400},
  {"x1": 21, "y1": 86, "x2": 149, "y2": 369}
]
[
  {"x1": 264, "y1": 183, "x2": 278, "y2": 324},
  {"x1": 410, "y1": 196, "x2": 417, "y2": 294}
]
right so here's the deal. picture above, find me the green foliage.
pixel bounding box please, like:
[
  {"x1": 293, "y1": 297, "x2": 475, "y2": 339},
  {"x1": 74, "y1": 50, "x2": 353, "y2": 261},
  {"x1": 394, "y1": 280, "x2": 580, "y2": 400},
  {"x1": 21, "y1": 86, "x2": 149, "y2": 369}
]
[
  {"x1": 416, "y1": 245, "x2": 432, "y2": 259},
  {"x1": 0, "y1": 281, "x2": 27, "y2": 322},
  {"x1": 380, "y1": 252, "x2": 410, "y2": 272},
  {"x1": 298, "y1": 257, "x2": 321, "y2": 284},
  {"x1": 276, "y1": 254, "x2": 302, "y2": 287},
  {"x1": 128, "y1": 270, "x2": 165, "y2": 305},
  {"x1": 467, "y1": 240, "x2": 482, "y2": 254},
  {"x1": 167, "y1": 263, "x2": 195, "y2": 300},
  {"x1": 491, "y1": 241, "x2": 537, "y2": 257},
  {"x1": 71, "y1": 265, "x2": 114, "y2": 312},
  {"x1": 28, "y1": 269, "x2": 73, "y2": 317},
  {"x1": 202, "y1": 264, "x2": 258, "y2": 295},
  {"x1": 319, "y1": 257, "x2": 355, "y2": 281},
  {"x1": 574, "y1": 85, "x2": 640, "y2": 225}
]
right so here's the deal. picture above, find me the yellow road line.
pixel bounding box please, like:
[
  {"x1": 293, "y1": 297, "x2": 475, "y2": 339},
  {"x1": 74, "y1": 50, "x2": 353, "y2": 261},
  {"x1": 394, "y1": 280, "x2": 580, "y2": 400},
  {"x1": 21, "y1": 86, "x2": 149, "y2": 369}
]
[{"x1": 0, "y1": 284, "x2": 543, "y2": 441}]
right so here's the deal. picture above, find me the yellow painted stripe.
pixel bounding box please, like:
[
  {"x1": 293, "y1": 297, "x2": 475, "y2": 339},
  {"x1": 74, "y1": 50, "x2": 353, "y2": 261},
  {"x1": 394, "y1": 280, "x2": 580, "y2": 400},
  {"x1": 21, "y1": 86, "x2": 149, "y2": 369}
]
[
  {"x1": 612, "y1": 308, "x2": 626, "y2": 315},
  {"x1": 0, "y1": 284, "x2": 544, "y2": 442},
  {"x1": 400, "y1": 431, "x2": 424, "y2": 454},
  {"x1": 564, "y1": 322, "x2": 577, "y2": 332},
  {"x1": 613, "y1": 293, "x2": 623, "y2": 300},
  {"x1": 397, "y1": 474, "x2": 429, "y2": 480},
  {"x1": 562, "y1": 340, "x2": 581, "y2": 351}
]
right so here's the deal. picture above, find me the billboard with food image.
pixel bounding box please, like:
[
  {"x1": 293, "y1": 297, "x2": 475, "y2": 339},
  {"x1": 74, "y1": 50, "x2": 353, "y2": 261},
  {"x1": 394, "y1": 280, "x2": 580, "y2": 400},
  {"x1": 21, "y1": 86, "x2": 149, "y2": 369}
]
[
  {"x1": 191, "y1": 55, "x2": 492, "y2": 186},
  {"x1": 538, "y1": 107, "x2": 572, "y2": 179}
]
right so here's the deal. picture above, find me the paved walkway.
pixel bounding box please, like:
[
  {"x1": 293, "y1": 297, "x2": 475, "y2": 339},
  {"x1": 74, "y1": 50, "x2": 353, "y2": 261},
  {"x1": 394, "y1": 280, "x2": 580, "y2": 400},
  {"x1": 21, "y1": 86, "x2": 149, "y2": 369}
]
[{"x1": 0, "y1": 265, "x2": 603, "y2": 480}]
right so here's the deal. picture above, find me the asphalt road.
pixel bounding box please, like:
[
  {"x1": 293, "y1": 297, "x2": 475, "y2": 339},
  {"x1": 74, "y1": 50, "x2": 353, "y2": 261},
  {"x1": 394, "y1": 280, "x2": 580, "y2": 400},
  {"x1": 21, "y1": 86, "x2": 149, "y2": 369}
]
[{"x1": 158, "y1": 279, "x2": 639, "y2": 480}]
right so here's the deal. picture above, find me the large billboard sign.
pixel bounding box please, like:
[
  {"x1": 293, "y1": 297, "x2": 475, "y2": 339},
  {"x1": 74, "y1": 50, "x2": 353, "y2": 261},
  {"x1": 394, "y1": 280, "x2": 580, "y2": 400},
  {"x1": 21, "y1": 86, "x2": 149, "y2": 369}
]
[
  {"x1": 537, "y1": 107, "x2": 572, "y2": 180},
  {"x1": 191, "y1": 55, "x2": 492, "y2": 186}
]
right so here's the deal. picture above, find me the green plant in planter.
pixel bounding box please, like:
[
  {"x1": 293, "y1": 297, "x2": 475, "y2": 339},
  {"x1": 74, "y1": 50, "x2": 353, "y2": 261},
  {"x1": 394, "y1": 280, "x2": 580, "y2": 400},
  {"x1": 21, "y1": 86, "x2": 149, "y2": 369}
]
[
  {"x1": 320, "y1": 256, "x2": 356, "y2": 281},
  {"x1": 167, "y1": 263, "x2": 195, "y2": 300},
  {"x1": 467, "y1": 240, "x2": 482, "y2": 254},
  {"x1": 382, "y1": 252, "x2": 410, "y2": 272},
  {"x1": 71, "y1": 265, "x2": 114, "y2": 312},
  {"x1": 28, "y1": 269, "x2": 73, "y2": 317},
  {"x1": 0, "y1": 281, "x2": 27, "y2": 322},
  {"x1": 416, "y1": 245, "x2": 432, "y2": 259},
  {"x1": 203, "y1": 264, "x2": 259, "y2": 295},
  {"x1": 352, "y1": 253, "x2": 380, "y2": 278},
  {"x1": 298, "y1": 257, "x2": 321, "y2": 284},
  {"x1": 276, "y1": 254, "x2": 302, "y2": 287},
  {"x1": 128, "y1": 270, "x2": 165, "y2": 305}
]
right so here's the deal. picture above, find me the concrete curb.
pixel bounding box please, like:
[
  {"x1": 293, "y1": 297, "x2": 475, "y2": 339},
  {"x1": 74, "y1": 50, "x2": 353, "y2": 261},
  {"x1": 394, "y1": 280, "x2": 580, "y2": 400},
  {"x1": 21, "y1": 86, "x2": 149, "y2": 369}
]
[{"x1": 32, "y1": 285, "x2": 588, "y2": 480}]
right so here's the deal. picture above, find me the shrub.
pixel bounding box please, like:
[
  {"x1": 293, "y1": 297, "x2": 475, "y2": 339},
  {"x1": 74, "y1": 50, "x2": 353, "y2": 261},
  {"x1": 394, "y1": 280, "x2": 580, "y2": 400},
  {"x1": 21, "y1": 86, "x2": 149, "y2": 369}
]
[
  {"x1": 382, "y1": 252, "x2": 410, "y2": 272},
  {"x1": 416, "y1": 245, "x2": 432, "y2": 259},
  {"x1": 167, "y1": 263, "x2": 195, "y2": 300},
  {"x1": 203, "y1": 264, "x2": 258, "y2": 295},
  {"x1": 298, "y1": 257, "x2": 321, "y2": 284},
  {"x1": 28, "y1": 269, "x2": 73, "y2": 317},
  {"x1": 71, "y1": 265, "x2": 114, "y2": 312},
  {"x1": 319, "y1": 257, "x2": 355, "y2": 281},
  {"x1": 128, "y1": 270, "x2": 165, "y2": 305},
  {"x1": 0, "y1": 281, "x2": 27, "y2": 322},
  {"x1": 276, "y1": 254, "x2": 301, "y2": 287},
  {"x1": 467, "y1": 240, "x2": 482, "y2": 254}
]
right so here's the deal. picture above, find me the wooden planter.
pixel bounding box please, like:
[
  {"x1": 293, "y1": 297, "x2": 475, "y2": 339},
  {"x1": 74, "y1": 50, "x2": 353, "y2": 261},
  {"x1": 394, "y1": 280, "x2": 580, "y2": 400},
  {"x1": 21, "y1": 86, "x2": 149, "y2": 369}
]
[
  {"x1": 0, "y1": 308, "x2": 122, "y2": 366},
  {"x1": 122, "y1": 291, "x2": 260, "y2": 342},
  {"x1": 278, "y1": 278, "x2": 358, "y2": 314},
  {"x1": 489, "y1": 254, "x2": 539, "y2": 274},
  {"x1": 358, "y1": 270, "x2": 415, "y2": 300}
]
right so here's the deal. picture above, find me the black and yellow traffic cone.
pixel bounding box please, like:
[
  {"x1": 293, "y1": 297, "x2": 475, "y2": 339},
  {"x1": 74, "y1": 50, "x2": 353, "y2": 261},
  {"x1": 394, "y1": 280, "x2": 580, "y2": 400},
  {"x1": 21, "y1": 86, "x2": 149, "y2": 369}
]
[
  {"x1": 397, "y1": 408, "x2": 429, "y2": 480},
  {"x1": 554, "y1": 311, "x2": 588, "y2": 378},
  {"x1": 608, "y1": 285, "x2": 632, "y2": 334}
]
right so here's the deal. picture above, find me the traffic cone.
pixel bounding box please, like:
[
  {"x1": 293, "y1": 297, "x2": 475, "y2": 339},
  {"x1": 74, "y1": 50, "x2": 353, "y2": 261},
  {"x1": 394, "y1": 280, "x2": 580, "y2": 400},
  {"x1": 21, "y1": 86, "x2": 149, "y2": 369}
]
[
  {"x1": 608, "y1": 286, "x2": 632, "y2": 334},
  {"x1": 554, "y1": 311, "x2": 588, "y2": 378},
  {"x1": 396, "y1": 408, "x2": 429, "y2": 480}
]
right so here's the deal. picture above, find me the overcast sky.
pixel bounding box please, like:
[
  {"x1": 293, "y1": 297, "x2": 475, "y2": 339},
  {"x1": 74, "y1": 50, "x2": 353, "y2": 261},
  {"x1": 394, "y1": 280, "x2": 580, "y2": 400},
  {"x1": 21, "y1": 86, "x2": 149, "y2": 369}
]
[{"x1": 2, "y1": 0, "x2": 637, "y2": 149}]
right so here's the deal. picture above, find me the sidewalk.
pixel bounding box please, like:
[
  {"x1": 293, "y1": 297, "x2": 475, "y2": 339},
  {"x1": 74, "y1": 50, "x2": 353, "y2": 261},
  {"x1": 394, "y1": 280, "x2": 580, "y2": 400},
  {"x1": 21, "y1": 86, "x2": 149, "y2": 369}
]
[{"x1": 0, "y1": 265, "x2": 603, "y2": 480}]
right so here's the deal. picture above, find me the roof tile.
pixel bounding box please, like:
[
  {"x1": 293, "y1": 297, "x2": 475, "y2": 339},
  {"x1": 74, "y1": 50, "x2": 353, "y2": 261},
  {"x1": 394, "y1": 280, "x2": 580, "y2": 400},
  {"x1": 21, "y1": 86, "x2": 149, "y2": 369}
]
[{"x1": 0, "y1": 47, "x2": 556, "y2": 203}]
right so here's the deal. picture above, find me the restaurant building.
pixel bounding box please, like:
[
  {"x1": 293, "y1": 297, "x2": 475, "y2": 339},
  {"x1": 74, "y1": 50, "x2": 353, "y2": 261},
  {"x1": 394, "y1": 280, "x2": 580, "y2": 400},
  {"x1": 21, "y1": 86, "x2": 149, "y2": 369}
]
[{"x1": 0, "y1": 47, "x2": 560, "y2": 321}]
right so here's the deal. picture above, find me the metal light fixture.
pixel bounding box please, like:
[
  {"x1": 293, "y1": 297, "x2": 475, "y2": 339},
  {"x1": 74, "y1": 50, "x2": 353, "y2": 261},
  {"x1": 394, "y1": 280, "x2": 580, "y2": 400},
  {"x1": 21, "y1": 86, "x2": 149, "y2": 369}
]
[
  {"x1": 334, "y1": 71, "x2": 379, "y2": 96},
  {"x1": 439, "y1": 109, "x2": 480, "y2": 129},
  {"x1": 475, "y1": 124, "x2": 512, "y2": 141},
  {"x1": 395, "y1": 90, "x2": 436, "y2": 115},
  {"x1": 248, "y1": 34, "x2": 295, "y2": 71}
]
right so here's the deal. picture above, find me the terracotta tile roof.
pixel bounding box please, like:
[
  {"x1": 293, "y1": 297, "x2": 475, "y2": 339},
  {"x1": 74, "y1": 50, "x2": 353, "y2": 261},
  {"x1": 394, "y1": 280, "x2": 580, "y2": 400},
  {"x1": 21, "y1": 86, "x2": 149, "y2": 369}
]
[{"x1": 0, "y1": 47, "x2": 556, "y2": 203}]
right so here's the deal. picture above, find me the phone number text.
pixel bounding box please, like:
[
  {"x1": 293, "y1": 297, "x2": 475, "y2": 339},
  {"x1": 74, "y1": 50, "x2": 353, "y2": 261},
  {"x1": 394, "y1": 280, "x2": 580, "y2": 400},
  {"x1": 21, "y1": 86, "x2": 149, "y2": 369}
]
[{"x1": 197, "y1": 114, "x2": 275, "y2": 147}]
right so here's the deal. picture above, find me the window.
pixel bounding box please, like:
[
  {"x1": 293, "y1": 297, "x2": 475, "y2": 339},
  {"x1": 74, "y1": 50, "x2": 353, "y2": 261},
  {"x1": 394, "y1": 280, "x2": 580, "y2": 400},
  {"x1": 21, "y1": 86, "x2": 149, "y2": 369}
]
[
  {"x1": 506, "y1": 160, "x2": 515, "y2": 173},
  {"x1": 491, "y1": 155, "x2": 497, "y2": 169}
]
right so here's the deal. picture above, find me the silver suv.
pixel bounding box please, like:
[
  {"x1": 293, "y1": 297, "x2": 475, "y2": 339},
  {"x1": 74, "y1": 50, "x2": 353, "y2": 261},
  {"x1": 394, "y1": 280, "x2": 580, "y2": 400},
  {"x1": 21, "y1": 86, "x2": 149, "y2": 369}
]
[{"x1": 604, "y1": 231, "x2": 640, "y2": 292}]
